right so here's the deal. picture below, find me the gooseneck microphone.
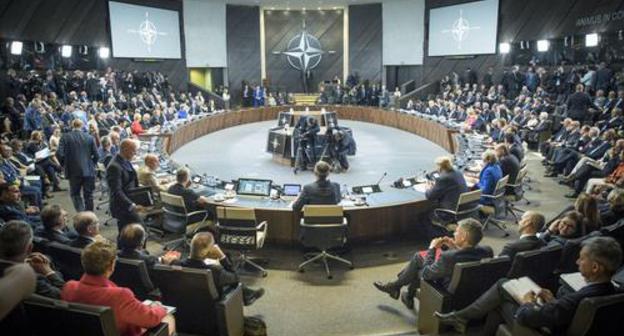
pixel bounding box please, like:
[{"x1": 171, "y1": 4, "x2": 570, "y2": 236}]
[{"x1": 376, "y1": 172, "x2": 388, "y2": 185}]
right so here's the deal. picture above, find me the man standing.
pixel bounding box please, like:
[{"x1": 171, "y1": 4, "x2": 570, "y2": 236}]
[
  {"x1": 107, "y1": 139, "x2": 144, "y2": 234},
  {"x1": 57, "y1": 119, "x2": 99, "y2": 212}
]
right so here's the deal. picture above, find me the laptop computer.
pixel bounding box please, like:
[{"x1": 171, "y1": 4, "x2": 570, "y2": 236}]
[{"x1": 281, "y1": 183, "x2": 302, "y2": 200}]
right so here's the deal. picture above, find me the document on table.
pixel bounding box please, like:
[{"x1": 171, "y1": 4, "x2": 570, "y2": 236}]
[
  {"x1": 502, "y1": 277, "x2": 542, "y2": 305},
  {"x1": 560, "y1": 272, "x2": 587, "y2": 292},
  {"x1": 412, "y1": 183, "x2": 428, "y2": 193}
]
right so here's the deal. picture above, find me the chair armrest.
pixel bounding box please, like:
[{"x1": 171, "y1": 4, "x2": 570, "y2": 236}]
[
  {"x1": 417, "y1": 280, "x2": 453, "y2": 335},
  {"x1": 480, "y1": 194, "x2": 503, "y2": 200},
  {"x1": 217, "y1": 283, "x2": 245, "y2": 336},
  {"x1": 299, "y1": 222, "x2": 348, "y2": 229},
  {"x1": 434, "y1": 208, "x2": 458, "y2": 217},
  {"x1": 186, "y1": 210, "x2": 209, "y2": 217},
  {"x1": 143, "y1": 323, "x2": 169, "y2": 336},
  {"x1": 256, "y1": 220, "x2": 268, "y2": 232}
]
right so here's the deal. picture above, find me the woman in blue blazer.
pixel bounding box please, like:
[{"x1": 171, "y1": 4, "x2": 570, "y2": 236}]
[{"x1": 475, "y1": 150, "x2": 503, "y2": 205}]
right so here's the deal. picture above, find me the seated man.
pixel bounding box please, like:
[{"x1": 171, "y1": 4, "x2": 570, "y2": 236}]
[
  {"x1": 0, "y1": 145, "x2": 43, "y2": 208},
  {"x1": 138, "y1": 154, "x2": 168, "y2": 194},
  {"x1": 61, "y1": 241, "x2": 175, "y2": 336},
  {"x1": 436, "y1": 236, "x2": 621, "y2": 335},
  {"x1": 499, "y1": 211, "x2": 545, "y2": 261},
  {"x1": 166, "y1": 167, "x2": 210, "y2": 215},
  {"x1": 494, "y1": 144, "x2": 520, "y2": 195},
  {"x1": 36, "y1": 204, "x2": 74, "y2": 244},
  {"x1": 0, "y1": 220, "x2": 65, "y2": 299},
  {"x1": 69, "y1": 211, "x2": 102, "y2": 249},
  {"x1": 0, "y1": 183, "x2": 40, "y2": 228},
  {"x1": 117, "y1": 224, "x2": 180, "y2": 268},
  {"x1": 180, "y1": 232, "x2": 265, "y2": 306},
  {"x1": 292, "y1": 161, "x2": 341, "y2": 213},
  {"x1": 373, "y1": 219, "x2": 493, "y2": 310},
  {"x1": 425, "y1": 156, "x2": 468, "y2": 228}
]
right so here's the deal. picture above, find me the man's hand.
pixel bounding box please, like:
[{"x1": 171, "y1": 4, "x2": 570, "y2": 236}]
[
  {"x1": 160, "y1": 251, "x2": 181, "y2": 265},
  {"x1": 537, "y1": 288, "x2": 555, "y2": 303},
  {"x1": 520, "y1": 291, "x2": 537, "y2": 305},
  {"x1": 25, "y1": 206, "x2": 39, "y2": 214},
  {"x1": 26, "y1": 252, "x2": 54, "y2": 276},
  {"x1": 134, "y1": 204, "x2": 147, "y2": 213},
  {"x1": 548, "y1": 220, "x2": 560, "y2": 234}
]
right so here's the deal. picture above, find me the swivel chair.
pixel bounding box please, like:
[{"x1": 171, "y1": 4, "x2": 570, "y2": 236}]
[
  {"x1": 298, "y1": 205, "x2": 352, "y2": 279},
  {"x1": 216, "y1": 206, "x2": 268, "y2": 277},
  {"x1": 504, "y1": 167, "x2": 530, "y2": 223},
  {"x1": 431, "y1": 189, "x2": 482, "y2": 232},
  {"x1": 160, "y1": 191, "x2": 211, "y2": 252},
  {"x1": 480, "y1": 175, "x2": 510, "y2": 237}
]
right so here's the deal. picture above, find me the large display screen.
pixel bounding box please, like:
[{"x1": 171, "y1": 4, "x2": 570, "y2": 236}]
[
  {"x1": 108, "y1": 1, "x2": 182, "y2": 59},
  {"x1": 428, "y1": 0, "x2": 499, "y2": 57}
]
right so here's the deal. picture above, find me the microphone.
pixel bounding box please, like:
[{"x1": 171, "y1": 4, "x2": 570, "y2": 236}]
[{"x1": 376, "y1": 172, "x2": 388, "y2": 185}]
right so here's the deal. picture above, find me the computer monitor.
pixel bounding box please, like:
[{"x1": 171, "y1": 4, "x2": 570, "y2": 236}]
[
  {"x1": 283, "y1": 184, "x2": 302, "y2": 196},
  {"x1": 236, "y1": 178, "x2": 272, "y2": 197}
]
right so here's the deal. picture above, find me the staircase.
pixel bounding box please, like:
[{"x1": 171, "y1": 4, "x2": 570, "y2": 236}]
[{"x1": 292, "y1": 93, "x2": 318, "y2": 106}]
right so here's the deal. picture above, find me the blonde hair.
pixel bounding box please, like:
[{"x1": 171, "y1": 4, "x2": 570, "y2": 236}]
[
  {"x1": 435, "y1": 156, "x2": 453, "y2": 172},
  {"x1": 482, "y1": 150, "x2": 497, "y2": 164}
]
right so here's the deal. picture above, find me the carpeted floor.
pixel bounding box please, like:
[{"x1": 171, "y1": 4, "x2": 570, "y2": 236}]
[{"x1": 50, "y1": 139, "x2": 572, "y2": 335}]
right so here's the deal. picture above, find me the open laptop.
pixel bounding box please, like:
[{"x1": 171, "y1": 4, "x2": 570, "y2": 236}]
[
  {"x1": 281, "y1": 183, "x2": 302, "y2": 201},
  {"x1": 236, "y1": 178, "x2": 272, "y2": 198}
]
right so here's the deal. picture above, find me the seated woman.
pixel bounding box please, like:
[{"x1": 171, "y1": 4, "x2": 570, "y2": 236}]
[
  {"x1": 545, "y1": 193, "x2": 601, "y2": 235},
  {"x1": 539, "y1": 210, "x2": 584, "y2": 246},
  {"x1": 472, "y1": 150, "x2": 503, "y2": 205},
  {"x1": 130, "y1": 112, "x2": 144, "y2": 135}
]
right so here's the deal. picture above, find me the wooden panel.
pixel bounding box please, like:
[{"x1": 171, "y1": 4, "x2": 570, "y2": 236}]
[
  {"x1": 226, "y1": 5, "x2": 261, "y2": 105},
  {"x1": 349, "y1": 4, "x2": 383, "y2": 82}
]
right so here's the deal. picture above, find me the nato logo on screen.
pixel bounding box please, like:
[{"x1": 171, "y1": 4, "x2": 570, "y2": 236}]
[
  {"x1": 428, "y1": 0, "x2": 499, "y2": 57},
  {"x1": 108, "y1": 1, "x2": 182, "y2": 59}
]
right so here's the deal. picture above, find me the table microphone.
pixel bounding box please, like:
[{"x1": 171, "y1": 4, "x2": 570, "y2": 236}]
[{"x1": 376, "y1": 172, "x2": 388, "y2": 186}]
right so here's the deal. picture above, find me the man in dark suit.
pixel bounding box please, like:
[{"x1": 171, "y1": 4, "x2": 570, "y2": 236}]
[
  {"x1": 595, "y1": 62, "x2": 613, "y2": 93},
  {"x1": 69, "y1": 211, "x2": 100, "y2": 249},
  {"x1": 179, "y1": 232, "x2": 265, "y2": 306},
  {"x1": 57, "y1": 119, "x2": 99, "y2": 212},
  {"x1": 292, "y1": 161, "x2": 341, "y2": 213},
  {"x1": 495, "y1": 144, "x2": 520, "y2": 194},
  {"x1": 425, "y1": 156, "x2": 468, "y2": 223},
  {"x1": 36, "y1": 204, "x2": 74, "y2": 244},
  {"x1": 374, "y1": 219, "x2": 493, "y2": 310},
  {"x1": 436, "y1": 236, "x2": 621, "y2": 335},
  {"x1": 117, "y1": 224, "x2": 180, "y2": 268},
  {"x1": 566, "y1": 84, "x2": 595, "y2": 122},
  {"x1": 106, "y1": 139, "x2": 144, "y2": 235},
  {"x1": 499, "y1": 211, "x2": 545, "y2": 261}
]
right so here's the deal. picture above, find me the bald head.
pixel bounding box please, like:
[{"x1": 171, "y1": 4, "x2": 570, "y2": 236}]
[
  {"x1": 119, "y1": 139, "x2": 138, "y2": 160},
  {"x1": 144, "y1": 154, "x2": 159, "y2": 170}
]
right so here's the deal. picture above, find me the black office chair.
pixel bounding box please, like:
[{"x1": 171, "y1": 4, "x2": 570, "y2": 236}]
[
  {"x1": 150, "y1": 264, "x2": 245, "y2": 336},
  {"x1": 601, "y1": 219, "x2": 624, "y2": 249},
  {"x1": 45, "y1": 241, "x2": 83, "y2": 281},
  {"x1": 431, "y1": 189, "x2": 482, "y2": 231},
  {"x1": 160, "y1": 191, "x2": 211, "y2": 251},
  {"x1": 557, "y1": 231, "x2": 602, "y2": 274},
  {"x1": 110, "y1": 257, "x2": 159, "y2": 301},
  {"x1": 298, "y1": 205, "x2": 352, "y2": 279},
  {"x1": 507, "y1": 245, "x2": 562, "y2": 291},
  {"x1": 418, "y1": 254, "x2": 511, "y2": 335},
  {"x1": 504, "y1": 167, "x2": 530, "y2": 223},
  {"x1": 216, "y1": 206, "x2": 268, "y2": 277},
  {"x1": 480, "y1": 175, "x2": 511, "y2": 237}
]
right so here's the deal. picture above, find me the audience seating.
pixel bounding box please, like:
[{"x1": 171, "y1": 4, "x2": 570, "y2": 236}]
[
  {"x1": 216, "y1": 206, "x2": 268, "y2": 277},
  {"x1": 22, "y1": 294, "x2": 169, "y2": 336},
  {"x1": 417, "y1": 255, "x2": 511, "y2": 335},
  {"x1": 505, "y1": 167, "x2": 530, "y2": 223},
  {"x1": 507, "y1": 245, "x2": 562, "y2": 291},
  {"x1": 495, "y1": 292, "x2": 624, "y2": 336},
  {"x1": 160, "y1": 191, "x2": 211, "y2": 251},
  {"x1": 32, "y1": 236, "x2": 50, "y2": 254},
  {"x1": 431, "y1": 189, "x2": 482, "y2": 230},
  {"x1": 109, "y1": 257, "x2": 159, "y2": 301},
  {"x1": 601, "y1": 219, "x2": 624, "y2": 249},
  {"x1": 150, "y1": 264, "x2": 245, "y2": 336},
  {"x1": 45, "y1": 241, "x2": 84, "y2": 281},
  {"x1": 297, "y1": 205, "x2": 352, "y2": 279},
  {"x1": 480, "y1": 175, "x2": 511, "y2": 236}
]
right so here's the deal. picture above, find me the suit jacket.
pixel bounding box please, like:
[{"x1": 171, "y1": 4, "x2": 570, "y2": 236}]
[
  {"x1": 566, "y1": 92, "x2": 594, "y2": 121},
  {"x1": 57, "y1": 130, "x2": 98, "y2": 178},
  {"x1": 137, "y1": 166, "x2": 160, "y2": 193},
  {"x1": 36, "y1": 272, "x2": 65, "y2": 299},
  {"x1": 515, "y1": 282, "x2": 616, "y2": 333},
  {"x1": 118, "y1": 248, "x2": 158, "y2": 270},
  {"x1": 499, "y1": 235, "x2": 545, "y2": 261},
  {"x1": 421, "y1": 245, "x2": 494, "y2": 288},
  {"x1": 425, "y1": 169, "x2": 468, "y2": 210},
  {"x1": 69, "y1": 235, "x2": 96, "y2": 249},
  {"x1": 499, "y1": 154, "x2": 521, "y2": 185},
  {"x1": 106, "y1": 154, "x2": 139, "y2": 220},
  {"x1": 179, "y1": 258, "x2": 239, "y2": 297},
  {"x1": 61, "y1": 274, "x2": 166, "y2": 336},
  {"x1": 292, "y1": 179, "x2": 341, "y2": 213},
  {"x1": 35, "y1": 228, "x2": 72, "y2": 245}
]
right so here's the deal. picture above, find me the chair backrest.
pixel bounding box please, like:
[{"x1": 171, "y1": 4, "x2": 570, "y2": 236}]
[
  {"x1": 23, "y1": 295, "x2": 118, "y2": 336},
  {"x1": 46, "y1": 242, "x2": 84, "y2": 281},
  {"x1": 32, "y1": 236, "x2": 50, "y2": 254},
  {"x1": 515, "y1": 167, "x2": 528, "y2": 185},
  {"x1": 601, "y1": 219, "x2": 624, "y2": 249},
  {"x1": 150, "y1": 264, "x2": 225, "y2": 336},
  {"x1": 455, "y1": 189, "x2": 482, "y2": 215},
  {"x1": 216, "y1": 206, "x2": 259, "y2": 250},
  {"x1": 447, "y1": 256, "x2": 511, "y2": 310},
  {"x1": 300, "y1": 205, "x2": 348, "y2": 251},
  {"x1": 558, "y1": 231, "x2": 603, "y2": 273},
  {"x1": 567, "y1": 293, "x2": 624, "y2": 336},
  {"x1": 507, "y1": 245, "x2": 562, "y2": 288},
  {"x1": 302, "y1": 205, "x2": 344, "y2": 224},
  {"x1": 160, "y1": 192, "x2": 190, "y2": 234},
  {"x1": 110, "y1": 257, "x2": 155, "y2": 301},
  {"x1": 493, "y1": 175, "x2": 510, "y2": 197}
]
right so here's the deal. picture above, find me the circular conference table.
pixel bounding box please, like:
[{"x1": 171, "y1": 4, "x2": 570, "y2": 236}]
[{"x1": 161, "y1": 106, "x2": 460, "y2": 245}]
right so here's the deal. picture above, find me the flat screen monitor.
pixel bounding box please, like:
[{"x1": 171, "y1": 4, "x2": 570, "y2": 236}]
[
  {"x1": 108, "y1": 1, "x2": 182, "y2": 59},
  {"x1": 237, "y1": 179, "x2": 272, "y2": 197},
  {"x1": 428, "y1": 0, "x2": 499, "y2": 56},
  {"x1": 283, "y1": 184, "x2": 302, "y2": 196}
]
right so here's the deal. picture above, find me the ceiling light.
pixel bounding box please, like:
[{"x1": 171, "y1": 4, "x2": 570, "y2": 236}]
[
  {"x1": 98, "y1": 47, "x2": 110, "y2": 59},
  {"x1": 499, "y1": 42, "x2": 510, "y2": 54},
  {"x1": 61, "y1": 45, "x2": 73, "y2": 58},
  {"x1": 10, "y1": 41, "x2": 23, "y2": 55},
  {"x1": 537, "y1": 40, "x2": 549, "y2": 52},
  {"x1": 585, "y1": 33, "x2": 599, "y2": 47}
]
